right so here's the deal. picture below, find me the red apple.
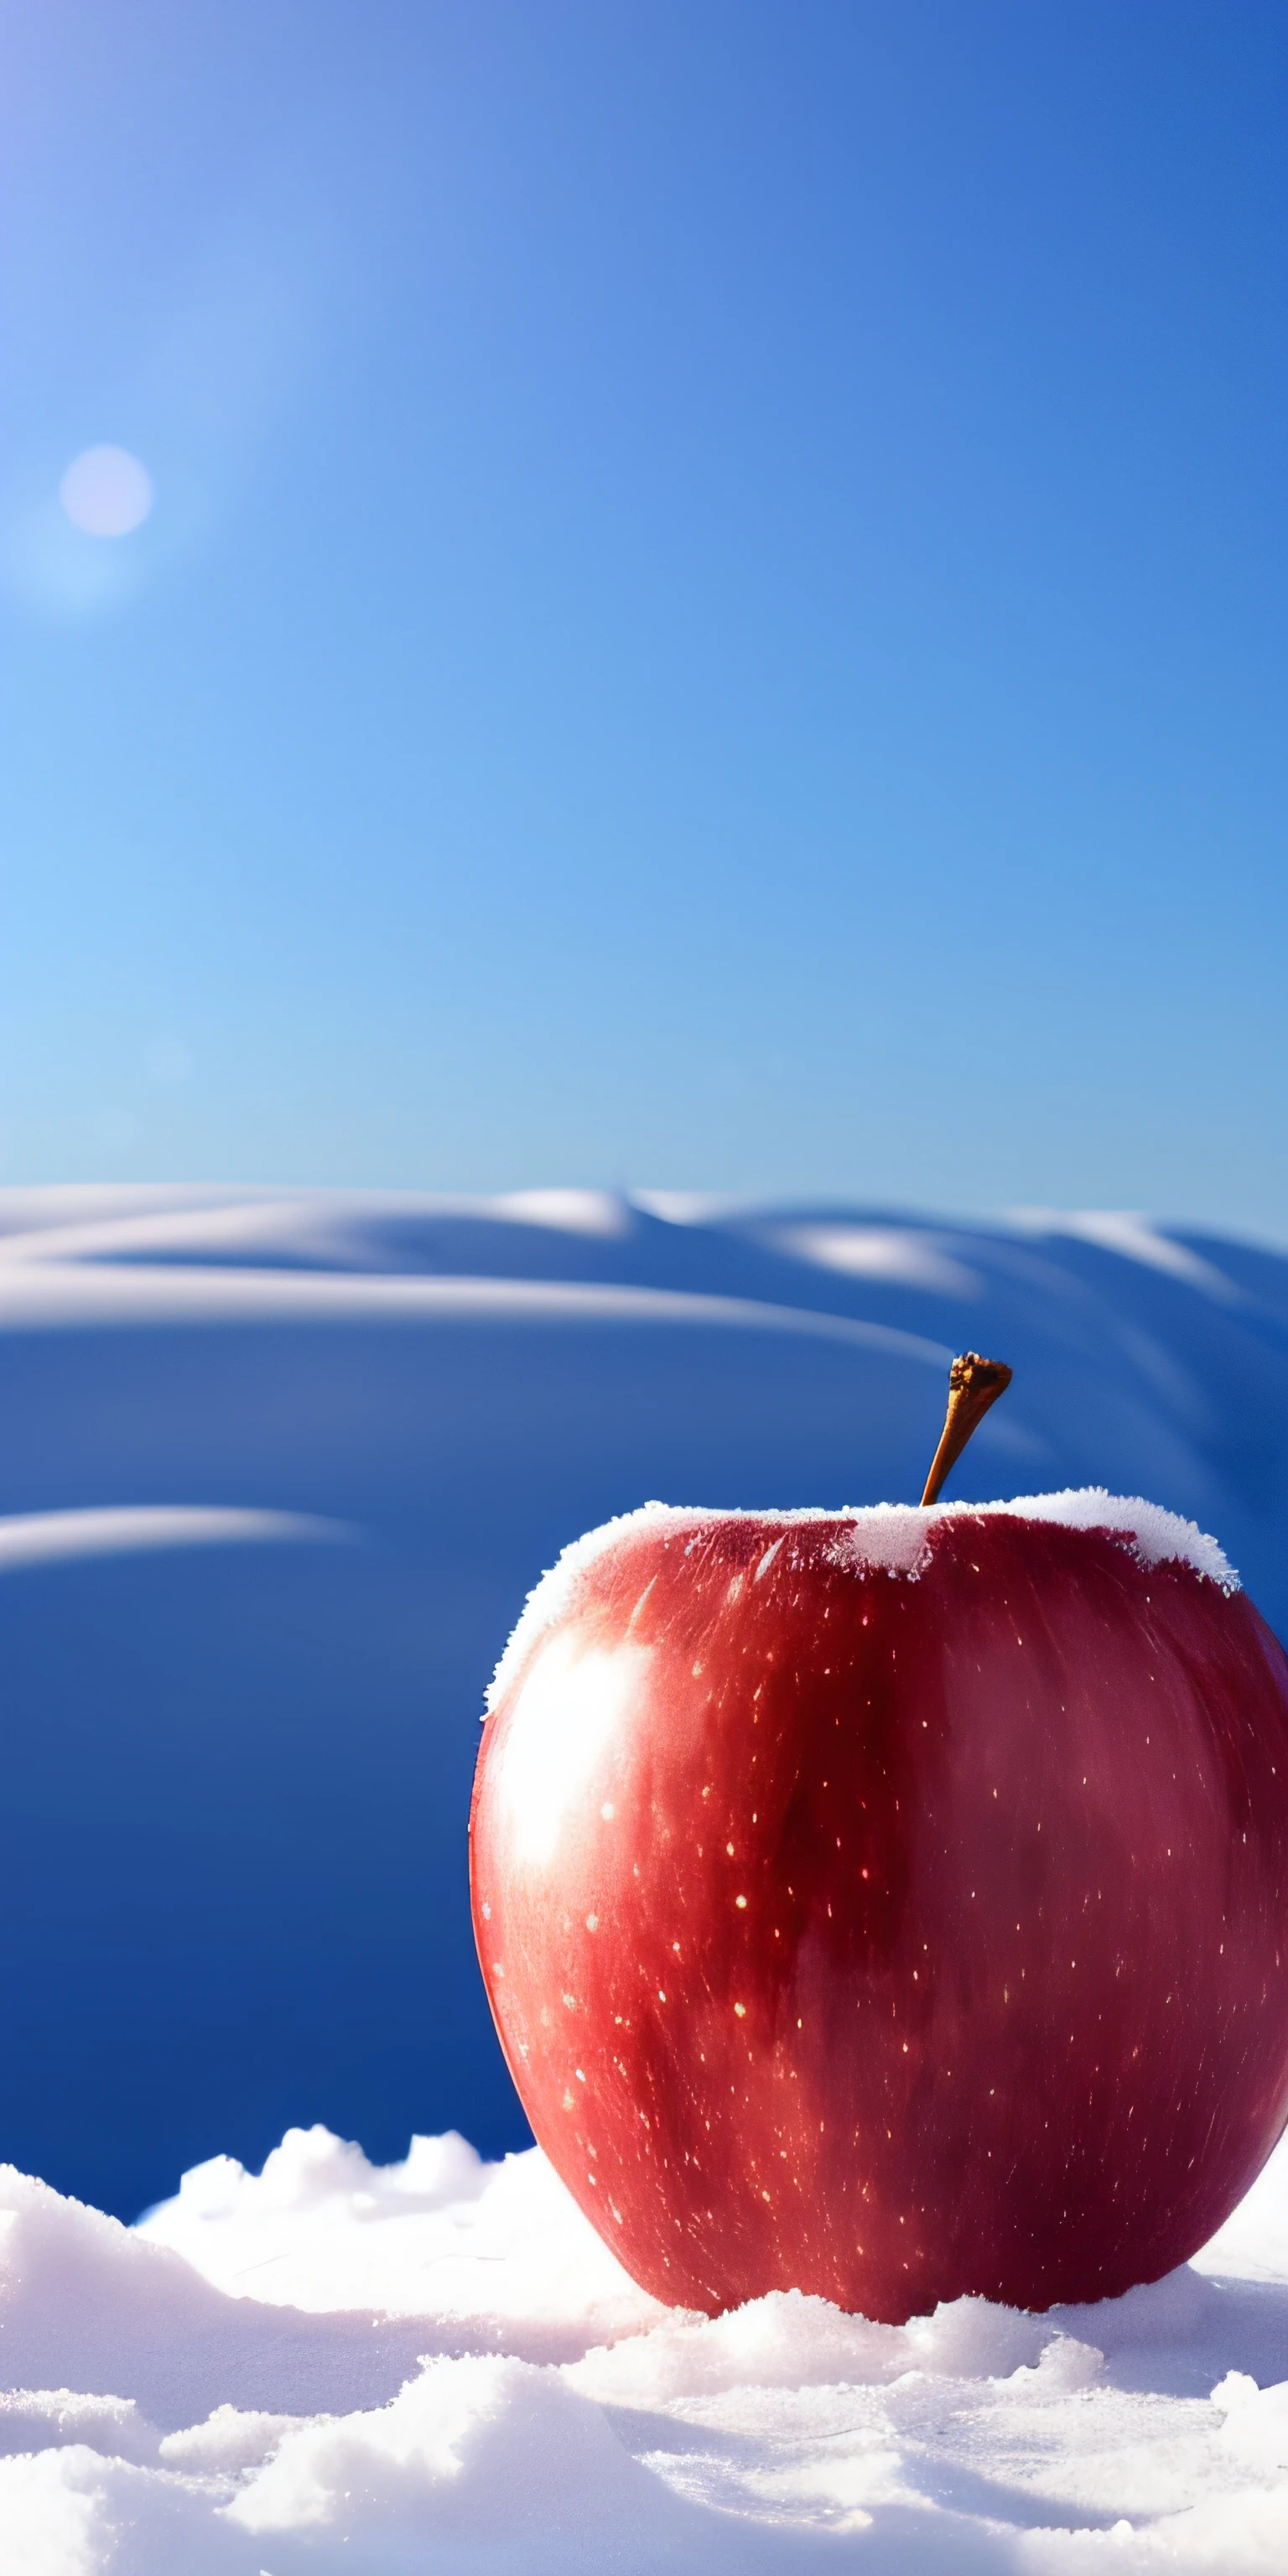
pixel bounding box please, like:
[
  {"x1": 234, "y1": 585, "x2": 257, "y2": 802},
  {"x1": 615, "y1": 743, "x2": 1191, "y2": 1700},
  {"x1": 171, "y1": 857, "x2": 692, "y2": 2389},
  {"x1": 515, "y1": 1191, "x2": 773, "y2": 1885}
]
[{"x1": 470, "y1": 1384, "x2": 1288, "y2": 2322}]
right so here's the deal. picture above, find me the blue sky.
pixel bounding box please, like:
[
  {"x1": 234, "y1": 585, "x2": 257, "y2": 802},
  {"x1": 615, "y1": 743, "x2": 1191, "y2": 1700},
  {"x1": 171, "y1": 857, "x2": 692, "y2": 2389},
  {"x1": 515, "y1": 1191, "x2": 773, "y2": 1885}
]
[{"x1": 3, "y1": 1, "x2": 1285, "y2": 1235}]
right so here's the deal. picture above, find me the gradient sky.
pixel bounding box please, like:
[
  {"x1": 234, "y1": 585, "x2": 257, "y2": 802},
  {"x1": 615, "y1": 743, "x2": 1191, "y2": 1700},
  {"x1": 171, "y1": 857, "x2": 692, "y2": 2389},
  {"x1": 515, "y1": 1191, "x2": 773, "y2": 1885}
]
[{"x1": 3, "y1": 1, "x2": 1285, "y2": 1235}]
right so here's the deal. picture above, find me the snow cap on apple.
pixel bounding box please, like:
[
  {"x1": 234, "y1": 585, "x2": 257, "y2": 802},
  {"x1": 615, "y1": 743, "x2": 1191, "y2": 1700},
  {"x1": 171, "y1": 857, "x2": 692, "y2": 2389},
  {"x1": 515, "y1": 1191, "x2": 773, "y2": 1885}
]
[{"x1": 470, "y1": 1356, "x2": 1288, "y2": 2323}]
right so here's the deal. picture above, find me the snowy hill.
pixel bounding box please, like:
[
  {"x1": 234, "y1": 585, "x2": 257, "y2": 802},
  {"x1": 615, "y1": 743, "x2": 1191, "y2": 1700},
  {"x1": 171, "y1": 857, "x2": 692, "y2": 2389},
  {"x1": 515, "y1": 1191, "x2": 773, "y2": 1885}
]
[{"x1": 3, "y1": 1185, "x2": 1286, "y2": 2220}]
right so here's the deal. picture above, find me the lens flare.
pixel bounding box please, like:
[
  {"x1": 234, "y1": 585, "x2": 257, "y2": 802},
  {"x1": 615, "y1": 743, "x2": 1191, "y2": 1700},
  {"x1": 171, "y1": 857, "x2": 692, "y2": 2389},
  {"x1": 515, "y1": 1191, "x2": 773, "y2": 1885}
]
[{"x1": 59, "y1": 446, "x2": 153, "y2": 538}]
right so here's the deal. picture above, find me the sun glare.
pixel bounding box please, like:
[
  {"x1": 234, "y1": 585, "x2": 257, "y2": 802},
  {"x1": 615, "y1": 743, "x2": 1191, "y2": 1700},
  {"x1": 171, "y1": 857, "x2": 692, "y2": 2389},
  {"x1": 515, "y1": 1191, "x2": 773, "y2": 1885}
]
[
  {"x1": 498, "y1": 1633, "x2": 651, "y2": 1868},
  {"x1": 59, "y1": 446, "x2": 154, "y2": 538}
]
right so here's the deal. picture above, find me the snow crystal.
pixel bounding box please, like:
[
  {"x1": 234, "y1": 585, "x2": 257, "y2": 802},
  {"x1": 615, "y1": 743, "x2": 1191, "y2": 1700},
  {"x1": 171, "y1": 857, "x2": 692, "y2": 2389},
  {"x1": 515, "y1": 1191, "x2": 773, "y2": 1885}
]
[
  {"x1": 969, "y1": 1487, "x2": 1239, "y2": 1588},
  {"x1": 2, "y1": 2123, "x2": 1288, "y2": 2569}
]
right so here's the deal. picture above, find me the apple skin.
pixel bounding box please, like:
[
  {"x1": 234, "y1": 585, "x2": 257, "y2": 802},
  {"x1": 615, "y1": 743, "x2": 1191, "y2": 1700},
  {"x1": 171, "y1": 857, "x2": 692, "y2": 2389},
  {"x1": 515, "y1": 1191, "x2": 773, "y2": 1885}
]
[{"x1": 470, "y1": 1506, "x2": 1288, "y2": 2321}]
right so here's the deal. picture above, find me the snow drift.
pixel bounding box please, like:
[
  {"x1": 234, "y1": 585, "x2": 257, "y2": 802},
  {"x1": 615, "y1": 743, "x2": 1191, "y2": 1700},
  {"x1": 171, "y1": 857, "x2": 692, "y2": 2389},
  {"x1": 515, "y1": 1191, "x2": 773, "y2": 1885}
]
[{"x1": 0, "y1": 2115, "x2": 1286, "y2": 2570}]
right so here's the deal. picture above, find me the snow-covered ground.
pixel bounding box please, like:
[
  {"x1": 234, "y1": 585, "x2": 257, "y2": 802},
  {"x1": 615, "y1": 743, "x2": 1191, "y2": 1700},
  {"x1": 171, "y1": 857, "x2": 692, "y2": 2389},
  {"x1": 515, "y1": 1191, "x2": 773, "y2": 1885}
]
[
  {"x1": 1, "y1": 2116, "x2": 1286, "y2": 2569},
  {"x1": 3, "y1": 1185, "x2": 1288, "y2": 2566}
]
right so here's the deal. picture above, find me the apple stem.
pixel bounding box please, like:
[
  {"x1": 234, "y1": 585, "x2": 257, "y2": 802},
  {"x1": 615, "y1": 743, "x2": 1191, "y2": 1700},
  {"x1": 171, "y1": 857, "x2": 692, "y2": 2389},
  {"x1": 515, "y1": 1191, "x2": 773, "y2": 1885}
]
[{"x1": 920, "y1": 1353, "x2": 1013, "y2": 1506}]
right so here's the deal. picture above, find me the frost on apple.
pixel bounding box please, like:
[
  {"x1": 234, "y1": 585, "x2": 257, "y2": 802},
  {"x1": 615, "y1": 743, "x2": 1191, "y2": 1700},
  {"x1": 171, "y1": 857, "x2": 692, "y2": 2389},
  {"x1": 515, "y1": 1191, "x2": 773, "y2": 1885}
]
[{"x1": 487, "y1": 1490, "x2": 1239, "y2": 1694}]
